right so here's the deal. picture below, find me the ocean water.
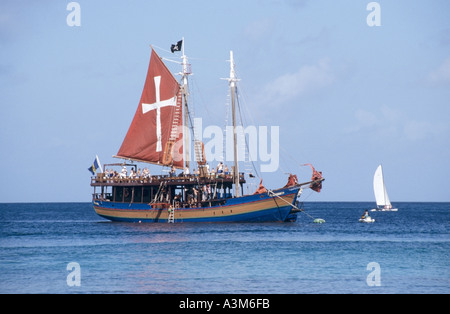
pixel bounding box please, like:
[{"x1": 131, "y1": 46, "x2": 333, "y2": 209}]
[{"x1": 0, "y1": 202, "x2": 448, "y2": 294}]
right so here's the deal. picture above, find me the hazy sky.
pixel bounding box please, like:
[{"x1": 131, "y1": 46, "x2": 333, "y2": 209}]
[{"x1": 1, "y1": 0, "x2": 449, "y2": 202}]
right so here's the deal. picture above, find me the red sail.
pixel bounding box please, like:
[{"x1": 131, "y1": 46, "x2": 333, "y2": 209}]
[{"x1": 115, "y1": 49, "x2": 183, "y2": 168}]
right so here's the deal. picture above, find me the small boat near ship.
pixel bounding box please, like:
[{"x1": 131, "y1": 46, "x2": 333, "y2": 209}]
[
  {"x1": 371, "y1": 165, "x2": 397, "y2": 212},
  {"x1": 359, "y1": 215, "x2": 375, "y2": 223},
  {"x1": 359, "y1": 216, "x2": 375, "y2": 223},
  {"x1": 359, "y1": 210, "x2": 375, "y2": 223},
  {"x1": 90, "y1": 40, "x2": 324, "y2": 223}
]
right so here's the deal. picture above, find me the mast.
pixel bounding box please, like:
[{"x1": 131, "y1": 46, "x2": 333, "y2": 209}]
[
  {"x1": 180, "y1": 38, "x2": 191, "y2": 170},
  {"x1": 229, "y1": 51, "x2": 240, "y2": 197}
]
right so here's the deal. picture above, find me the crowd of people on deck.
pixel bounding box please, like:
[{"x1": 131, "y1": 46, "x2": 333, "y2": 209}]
[
  {"x1": 102, "y1": 167, "x2": 152, "y2": 182},
  {"x1": 97, "y1": 162, "x2": 236, "y2": 183},
  {"x1": 172, "y1": 184, "x2": 219, "y2": 207},
  {"x1": 169, "y1": 162, "x2": 230, "y2": 177}
]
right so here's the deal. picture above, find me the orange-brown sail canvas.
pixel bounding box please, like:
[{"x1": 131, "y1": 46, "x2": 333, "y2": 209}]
[{"x1": 116, "y1": 49, "x2": 183, "y2": 168}]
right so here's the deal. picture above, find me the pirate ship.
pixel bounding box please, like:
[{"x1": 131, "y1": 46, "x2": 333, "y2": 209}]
[{"x1": 90, "y1": 40, "x2": 324, "y2": 222}]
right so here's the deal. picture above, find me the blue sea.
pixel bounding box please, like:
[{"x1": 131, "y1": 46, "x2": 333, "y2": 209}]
[{"x1": 0, "y1": 202, "x2": 448, "y2": 294}]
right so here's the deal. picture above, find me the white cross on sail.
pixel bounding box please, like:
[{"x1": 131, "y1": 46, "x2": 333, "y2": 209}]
[{"x1": 142, "y1": 76, "x2": 177, "y2": 152}]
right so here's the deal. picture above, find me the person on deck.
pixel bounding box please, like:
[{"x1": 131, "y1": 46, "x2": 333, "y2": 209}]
[
  {"x1": 142, "y1": 168, "x2": 151, "y2": 182},
  {"x1": 120, "y1": 166, "x2": 127, "y2": 178},
  {"x1": 202, "y1": 185, "x2": 207, "y2": 201},
  {"x1": 224, "y1": 164, "x2": 229, "y2": 174}
]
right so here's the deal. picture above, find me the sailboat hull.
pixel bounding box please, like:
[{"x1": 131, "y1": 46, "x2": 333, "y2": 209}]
[
  {"x1": 370, "y1": 207, "x2": 398, "y2": 212},
  {"x1": 93, "y1": 186, "x2": 301, "y2": 223}
]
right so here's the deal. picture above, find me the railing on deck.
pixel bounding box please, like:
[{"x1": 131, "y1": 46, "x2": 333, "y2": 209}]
[{"x1": 91, "y1": 172, "x2": 245, "y2": 185}]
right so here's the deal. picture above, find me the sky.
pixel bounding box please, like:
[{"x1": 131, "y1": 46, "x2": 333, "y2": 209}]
[{"x1": 1, "y1": 0, "x2": 449, "y2": 203}]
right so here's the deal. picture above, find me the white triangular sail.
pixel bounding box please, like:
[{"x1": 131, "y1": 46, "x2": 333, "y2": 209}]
[{"x1": 373, "y1": 165, "x2": 391, "y2": 208}]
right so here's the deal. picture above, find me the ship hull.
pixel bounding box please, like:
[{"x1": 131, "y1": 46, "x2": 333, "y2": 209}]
[{"x1": 93, "y1": 185, "x2": 301, "y2": 223}]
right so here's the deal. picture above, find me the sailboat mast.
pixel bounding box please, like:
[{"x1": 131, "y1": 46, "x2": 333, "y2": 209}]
[
  {"x1": 381, "y1": 164, "x2": 385, "y2": 206},
  {"x1": 181, "y1": 38, "x2": 190, "y2": 170},
  {"x1": 229, "y1": 51, "x2": 240, "y2": 197}
]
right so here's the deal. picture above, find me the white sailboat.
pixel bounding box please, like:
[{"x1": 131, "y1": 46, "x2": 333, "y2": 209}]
[{"x1": 371, "y1": 165, "x2": 398, "y2": 212}]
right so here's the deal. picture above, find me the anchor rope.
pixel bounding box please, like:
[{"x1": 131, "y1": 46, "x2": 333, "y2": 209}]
[{"x1": 266, "y1": 188, "x2": 321, "y2": 222}]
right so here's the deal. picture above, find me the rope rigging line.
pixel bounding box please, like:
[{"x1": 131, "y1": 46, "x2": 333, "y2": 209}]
[{"x1": 266, "y1": 188, "x2": 325, "y2": 223}]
